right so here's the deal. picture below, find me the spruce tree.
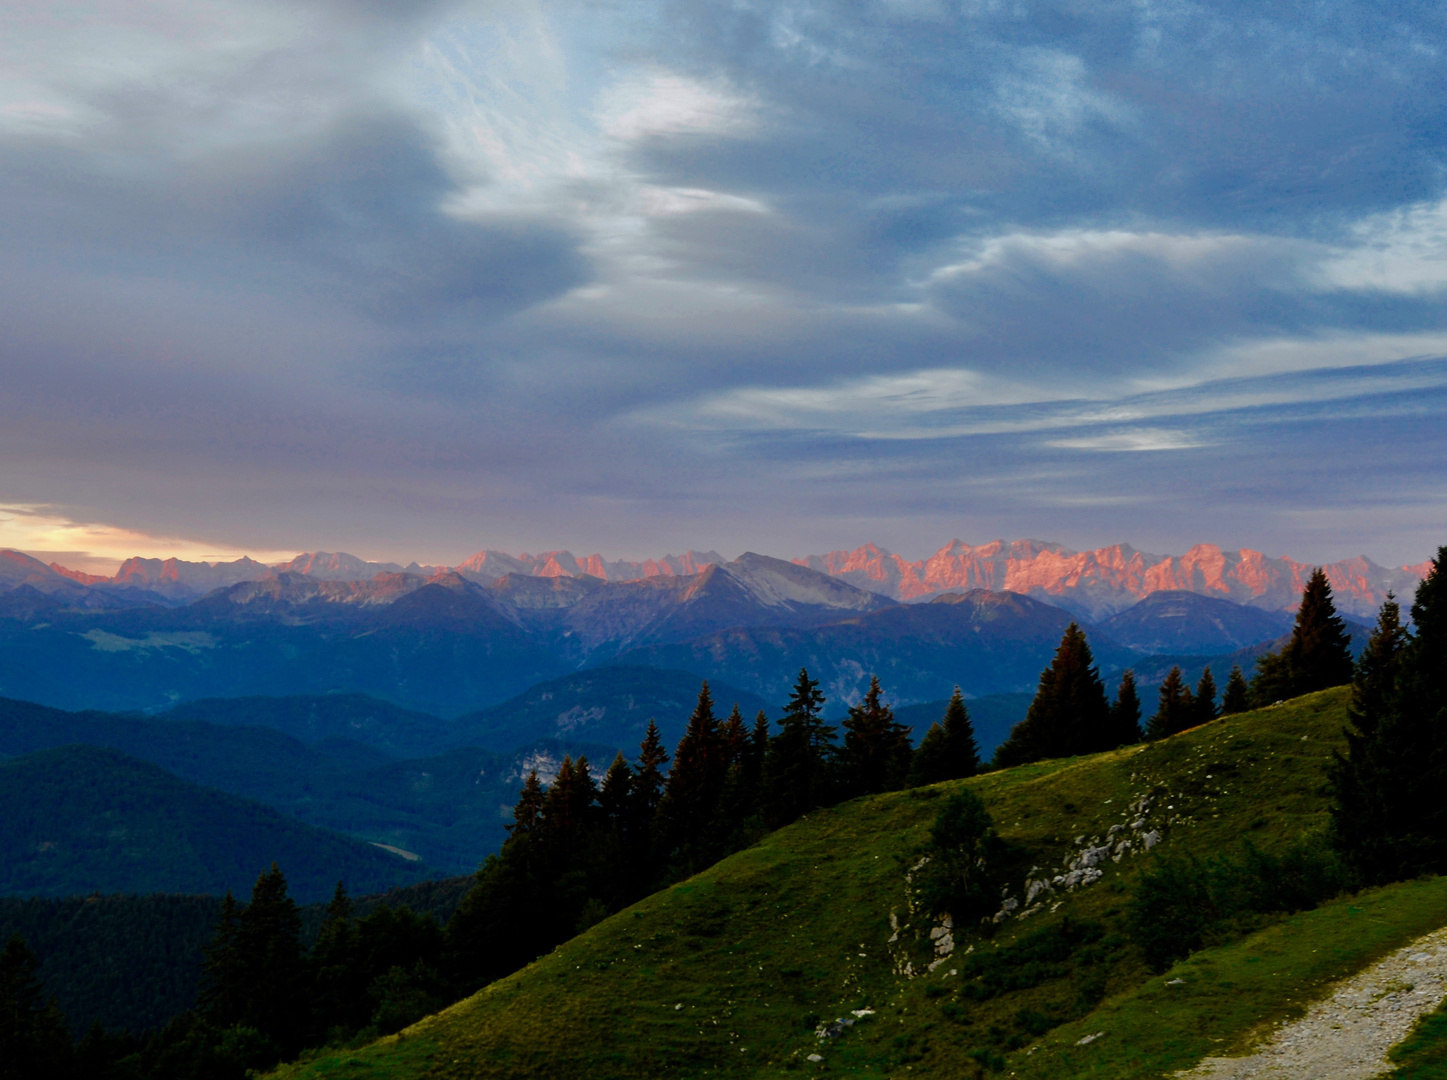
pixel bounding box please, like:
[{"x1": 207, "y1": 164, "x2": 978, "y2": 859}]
[
  {"x1": 720, "y1": 704, "x2": 747, "y2": 767},
  {"x1": 199, "y1": 890, "x2": 243, "y2": 1025},
  {"x1": 311, "y1": 883, "x2": 364, "y2": 1036},
  {"x1": 910, "y1": 688, "x2": 981, "y2": 785},
  {"x1": 508, "y1": 770, "x2": 545, "y2": 837},
  {"x1": 1290, "y1": 569, "x2": 1356, "y2": 693},
  {"x1": 1145, "y1": 666, "x2": 1196, "y2": 739},
  {"x1": 761, "y1": 668, "x2": 835, "y2": 827},
  {"x1": 1194, "y1": 667, "x2": 1219, "y2": 727},
  {"x1": 657, "y1": 682, "x2": 727, "y2": 859},
  {"x1": 598, "y1": 753, "x2": 634, "y2": 826},
  {"x1": 632, "y1": 721, "x2": 669, "y2": 824},
  {"x1": 744, "y1": 711, "x2": 769, "y2": 792},
  {"x1": 841, "y1": 676, "x2": 913, "y2": 796},
  {"x1": 1252, "y1": 569, "x2": 1355, "y2": 704},
  {"x1": 630, "y1": 721, "x2": 670, "y2": 870},
  {"x1": 0, "y1": 934, "x2": 71, "y2": 1080},
  {"x1": 1329, "y1": 560, "x2": 1447, "y2": 884},
  {"x1": 994, "y1": 623, "x2": 1112, "y2": 765},
  {"x1": 1110, "y1": 671, "x2": 1143, "y2": 747},
  {"x1": 233, "y1": 863, "x2": 305, "y2": 1051},
  {"x1": 1220, "y1": 665, "x2": 1250, "y2": 715}
]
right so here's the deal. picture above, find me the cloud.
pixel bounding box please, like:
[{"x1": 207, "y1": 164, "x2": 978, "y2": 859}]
[
  {"x1": 0, "y1": 0, "x2": 1446, "y2": 569},
  {"x1": 0, "y1": 504, "x2": 297, "y2": 571}
]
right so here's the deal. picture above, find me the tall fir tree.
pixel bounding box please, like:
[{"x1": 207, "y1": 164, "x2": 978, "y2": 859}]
[
  {"x1": 0, "y1": 934, "x2": 72, "y2": 1080},
  {"x1": 630, "y1": 720, "x2": 670, "y2": 865},
  {"x1": 1289, "y1": 568, "x2": 1356, "y2": 692},
  {"x1": 1145, "y1": 666, "x2": 1197, "y2": 739},
  {"x1": 909, "y1": 688, "x2": 981, "y2": 786},
  {"x1": 1252, "y1": 568, "x2": 1355, "y2": 704},
  {"x1": 761, "y1": 668, "x2": 835, "y2": 827},
  {"x1": 994, "y1": 623, "x2": 1112, "y2": 766},
  {"x1": 1194, "y1": 667, "x2": 1219, "y2": 727},
  {"x1": 598, "y1": 753, "x2": 634, "y2": 826},
  {"x1": 840, "y1": 675, "x2": 913, "y2": 796},
  {"x1": 719, "y1": 704, "x2": 748, "y2": 767},
  {"x1": 1220, "y1": 665, "x2": 1250, "y2": 715},
  {"x1": 1109, "y1": 671, "x2": 1143, "y2": 747},
  {"x1": 1329, "y1": 561, "x2": 1447, "y2": 884},
  {"x1": 657, "y1": 682, "x2": 727, "y2": 860},
  {"x1": 198, "y1": 890, "x2": 243, "y2": 1026},
  {"x1": 507, "y1": 770, "x2": 545, "y2": 837},
  {"x1": 232, "y1": 863, "x2": 305, "y2": 1051},
  {"x1": 311, "y1": 882, "x2": 365, "y2": 1036}
]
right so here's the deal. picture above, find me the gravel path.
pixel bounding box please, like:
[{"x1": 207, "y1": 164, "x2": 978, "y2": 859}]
[{"x1": 1178, "y1": 925, "x2": 1447, "y2": 1079}]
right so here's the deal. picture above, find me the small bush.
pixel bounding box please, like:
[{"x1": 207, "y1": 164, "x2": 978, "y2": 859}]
[
  {"x1": 915, "y1": 790, "x2": 1008, "y2": 923},
  {"x1": 1129, "y1": 836, "x2": 1351, "y2": 971},
  {"x1": 958, "y1": 917, "x2": 1105, "y2": 1001}
]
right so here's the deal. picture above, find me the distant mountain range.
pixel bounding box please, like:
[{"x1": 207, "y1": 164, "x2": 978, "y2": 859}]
[
  {"x1": 0, "y1": 540, "x2": 1404, "y2": 717},
  {"x1": 8, "y1": 537, "x2": 1428, "y2": 616},
  {"x1": 794, "y1": 540, "x2": 1429, "y2": 618}
]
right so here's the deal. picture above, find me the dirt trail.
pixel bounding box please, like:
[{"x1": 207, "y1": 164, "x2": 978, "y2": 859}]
[{"x1": 1178, "y1": 925, "x2": 1447, "y2": 1079}]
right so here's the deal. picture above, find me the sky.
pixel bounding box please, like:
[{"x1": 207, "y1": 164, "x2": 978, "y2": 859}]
[{"x1": 2, "y1": 0, "x2": 1446, "y2": 572}]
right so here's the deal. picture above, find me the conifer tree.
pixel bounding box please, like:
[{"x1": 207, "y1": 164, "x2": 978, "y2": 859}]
[
  {"x1": 632, "y1": 721, "x2": 669, "y2": 824},
  {"x1": 744, "y1": 711, "x2": 769, "y2": 791},
  {"x1": 598, "y1": 753, "x2": 634, "y2": 826},
  {"x1": 1145, "y1": 666, "x2": 1196, "y2": 739},
  {"x1": 199, "y1": 890, "x2": 243, "y2": 1025},
  {"x1": 1251, "y1": 568, "x2": 1355, "y2": 703},
  {"x1": 1109, "y1": 671, "x2": 1143, "y2": 747},
  {"x1": 909, "y1": 688, "x2": 981, "y2": 786},
  {"x1": 841, "y1": 675, "x2": 913, "y2": 796},
  {"x1": 1194, "y1": 667, "x2": 1219, "y2": 727},
  {"x1": 311, "y1": 883, "x2": 364, "y2": 1036},
  {"x1": 1290, "y1": 568, "x2": 1356, "y2": 692},
  {"x1": 232, "y1": 863, "x2": 305, "y2": 1051},
  {"x1": 508, "y1": 770, "x2": 545, "y2": 837},
  {"x1": 761, "y1": 668, "x2": 835, "y2": 827},
  {"x1": 720, "y1": 704, "x2": 747, "y2": 767},
  {"x1": 1328, "y1": 564, "x2": 1447, "y2": 884},
  {"x1": 541, "y1": 757, "x2": 597, "y2": 847},
  {"x1": 994, "y1": 623, "x2": 1112, "y2": 766},
  {"x1": 909, "y1": 723, "x2": 951, "y2": 787},
  {"x1": 1220, "y1": 665, "x2": 1250, "y2": 715},
  {"x1": 0, "y1": 934, "x2": 72, "y2": 1079},
  {"x1": 657, "y1": 682, "x2": 727, "y2": 858}
]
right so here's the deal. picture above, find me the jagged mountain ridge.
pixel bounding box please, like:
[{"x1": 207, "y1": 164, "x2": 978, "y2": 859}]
[
  {"x1": 794, "y1": 539, "x2": 1430, "y2": 617},
  {"x1": 14, "y1": 537, "x2": 1427, "y2": 616}
]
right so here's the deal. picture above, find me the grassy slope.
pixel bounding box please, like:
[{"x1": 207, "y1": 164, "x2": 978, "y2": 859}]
[{"x1": 274, "y1": 687, "x2": 1447, "y2": 1079}]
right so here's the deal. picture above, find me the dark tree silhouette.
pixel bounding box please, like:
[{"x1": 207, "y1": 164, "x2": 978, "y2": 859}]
[
  {"x1": 1109, "y1": 671, "x2": 1143, "y2": 747},
  {"x1": 909, "y1": 688, "x2": 981, "y2": 786},
  {"x1": 1331, "y1": 558, "x2": 1447, "y2": 884},
  {"x1": 1194, "y1": 668, "x2": 1219, "y2": 727},
  {"x1": 840, "y1": 675, "x2": 913, "y2": 796},
  {"x1": 1252, "y1": 568, "x2": 1355, "y2": 704},
  {"x1": 994, "y1": 623, "x2": 1112, "y2": 766},
  {"x1": 1220, "y1": 665, "x2": 1250, "y2": 715},
  {"x1": 761, "y1": 668, "x2": 835, "y2": 827},
  {"x1": 1145, "y1": 667, "x2": 1196, "y2": 740}
]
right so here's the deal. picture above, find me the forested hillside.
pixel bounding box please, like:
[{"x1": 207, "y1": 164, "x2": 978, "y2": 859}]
[{"x1": 0, "y1": 747, "x2": 429, "y2": 900}]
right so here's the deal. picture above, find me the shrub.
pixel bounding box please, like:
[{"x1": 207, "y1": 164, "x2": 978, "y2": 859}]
[{"x1": 1128, "y1": 837, "x2": 1350, "y2": 971}]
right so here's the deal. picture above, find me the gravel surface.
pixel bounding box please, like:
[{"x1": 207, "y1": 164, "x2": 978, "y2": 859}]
[{"x1": 1178, "y1": 925, "x2": 1447, "y2": 1079}]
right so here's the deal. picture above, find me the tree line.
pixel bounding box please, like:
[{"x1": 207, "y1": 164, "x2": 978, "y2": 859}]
[{"x1": 992, "y1": 567, "x2": 1359, "y2": 766}]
